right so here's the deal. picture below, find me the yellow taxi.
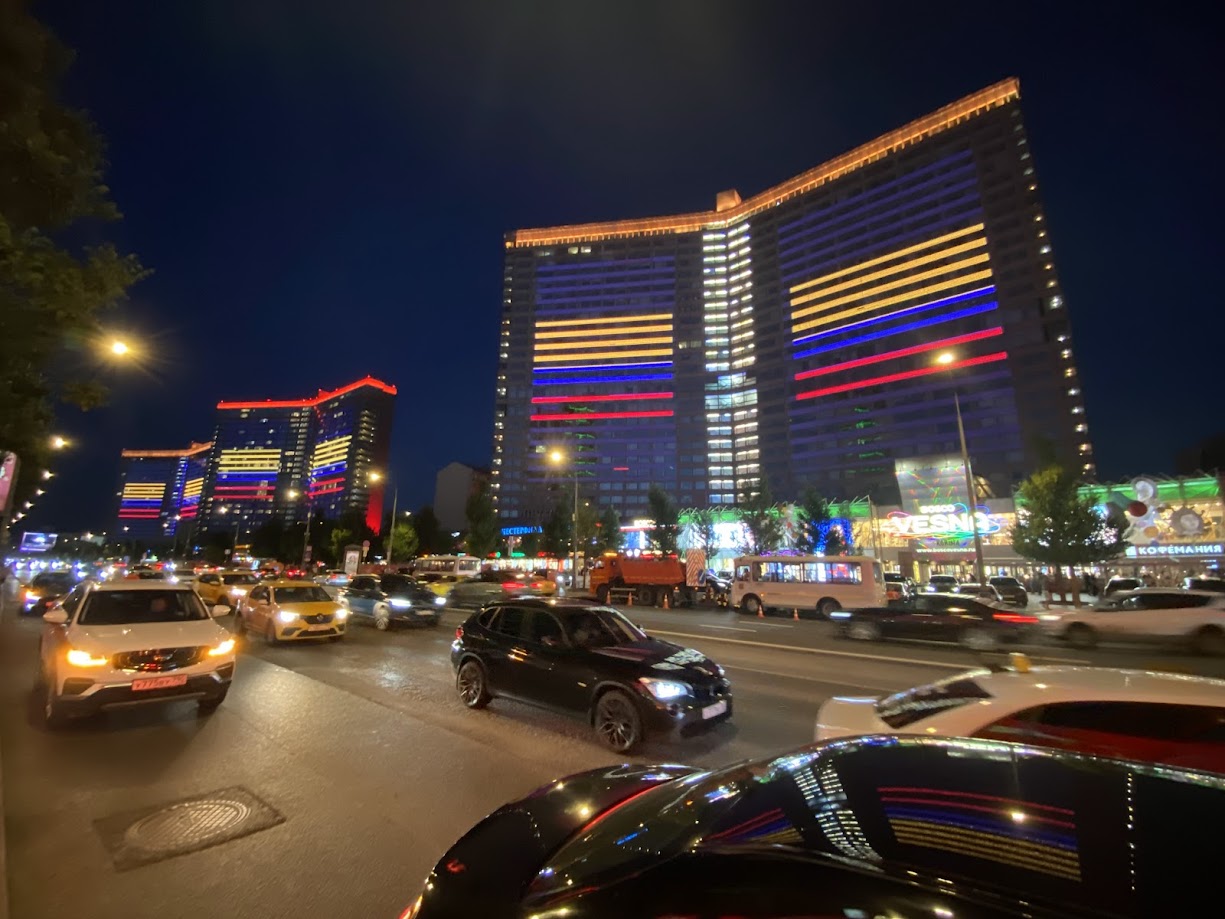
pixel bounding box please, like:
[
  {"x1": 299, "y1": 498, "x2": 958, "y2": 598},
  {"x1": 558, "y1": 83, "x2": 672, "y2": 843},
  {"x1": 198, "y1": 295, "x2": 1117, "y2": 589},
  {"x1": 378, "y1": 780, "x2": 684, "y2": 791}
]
[
  {"x1": 416, "y1": 573, "x2": 463, "y2": 599},
  {"x1": 235, "y1": 579, "x2": 348, "y2": 643},
  {"x1": 196, "y1": 570, "x2": 261, "y2": 608}
]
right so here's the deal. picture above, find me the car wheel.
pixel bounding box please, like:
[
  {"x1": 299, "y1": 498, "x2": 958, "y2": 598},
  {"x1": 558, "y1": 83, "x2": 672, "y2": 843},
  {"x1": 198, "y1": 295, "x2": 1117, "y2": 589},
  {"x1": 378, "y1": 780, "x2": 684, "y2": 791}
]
[
  {"x1": 1063, "y1": 622, "x2": 1097, "y2": 650},
  {"x1": 595, "y1": 584, "x2": 610, "y2": 604},
  {"x1": 593, "y1": 690, "x2": 642, "y2": 753},
  {"x1": 373, "y1": 603, "x2": 392, "y2": 631},
  {"x1": 457, "y1": 660, "x2": 491, "y2": 709},
  {"x1": 847, "y1": 621, "x2": 880, "y2": 641},
  {"x1": 742, "y1": 594, "x2": 761, "y2": 616},
  {"x1": 817, "y1": 598, "x2": 841, "y2": 619},
  {"x1": 1192, "y1": 625, "x2": 1225, "y2": 656},
  {"x1": 636, "y1": 586, "x2": 655, "y2": 607},
  {"x1": 264, "y1": 621, "x2": 279, "y2": 645},
  {"x1": 198, "y1": 690, "x2": 228, "y2": 715},
  {"x1": 961, "y1": 627, "x2": 999, "y2": 652},
  {"x1": 42, "y1": 678, "x2": 69, "y2": 729},
  {"x1": 233, "y1": 611, "x2": 245, "y2": 636}
]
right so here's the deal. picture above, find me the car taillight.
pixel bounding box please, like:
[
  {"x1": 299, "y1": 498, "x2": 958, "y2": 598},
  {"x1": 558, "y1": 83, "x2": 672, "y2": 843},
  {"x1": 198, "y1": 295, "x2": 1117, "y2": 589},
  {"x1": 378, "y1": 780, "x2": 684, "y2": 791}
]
[
  {"x1": 502, "y1": 582, "x2": 520, "y2": 591},
  {"x1": 994, "y1": 612, "x2": 1039, "y2": 624},
  {"x1": 530, "y1": 581, "x2": 545, "y2": 589},
  {"x1": 455, "y1": 626, "x2": 464, "y2": 640}
]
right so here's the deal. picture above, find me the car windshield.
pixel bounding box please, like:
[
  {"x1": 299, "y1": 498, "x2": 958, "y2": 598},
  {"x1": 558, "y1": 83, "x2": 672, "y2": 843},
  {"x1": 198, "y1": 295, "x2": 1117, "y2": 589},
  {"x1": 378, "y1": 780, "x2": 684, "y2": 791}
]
[
  {"x1": 33, "y1": 573, "x2": 75, "y2": 588},
  {"x1": 564, "y1": 607, "x2": 647, "y2": 648},
  {"x1": 273, "y1": 586, "x2": 332, "y2": 604},
  {"x1": 223, "y1": 573, "x2": 259, "y2": 585},
  {"x1": 383, "y1": 575, "x2": 428, "y2": 596},
  {"x1": 77, "y1": 589, "x2": 209, "y2": 625},
  {"x1": 876, "y1": 674, "x2": 993, "y2": 728},
  {"x1": 991, "y1": 577, "x2": 1020, "y2": 587}
]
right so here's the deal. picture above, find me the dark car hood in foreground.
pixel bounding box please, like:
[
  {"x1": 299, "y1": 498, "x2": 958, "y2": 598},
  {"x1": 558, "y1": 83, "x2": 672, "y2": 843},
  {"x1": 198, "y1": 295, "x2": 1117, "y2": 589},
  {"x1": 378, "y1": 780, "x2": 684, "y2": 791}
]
[
  {"x1": 590, "y1": 638, "x2": 722, "y2": 683},
  {"x1": 411, "y1": 736, "x2": 1225, "y2": 919}
]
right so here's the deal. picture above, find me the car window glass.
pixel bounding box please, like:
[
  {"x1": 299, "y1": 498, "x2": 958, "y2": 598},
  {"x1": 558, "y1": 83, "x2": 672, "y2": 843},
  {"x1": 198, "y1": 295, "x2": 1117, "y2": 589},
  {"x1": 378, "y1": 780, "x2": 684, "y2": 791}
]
[
  {"x1": 351, "y1": 577, "x2": 371, "y2": 590},
  {"x1": 60, "y1": 585, "x2": 86, "y2": 616},
  {"x1": 494, "y1": 607, "x2": 527, "y2": 639},
  {"x1": 526, "y1": 611, "x2": 564, "y2": 645},
  {"x1": 478, "y1": 607, "x2": 501, "y2": 628},
  {"x1": 249, "y1": 586, "x2": 267, "y2": 602},
  {"x1": 78, "y1": 589, "x2": 208, "y2": 625},
  {"x1": 1120, "y1": 596, "x2": 1144, "y2": 610}
]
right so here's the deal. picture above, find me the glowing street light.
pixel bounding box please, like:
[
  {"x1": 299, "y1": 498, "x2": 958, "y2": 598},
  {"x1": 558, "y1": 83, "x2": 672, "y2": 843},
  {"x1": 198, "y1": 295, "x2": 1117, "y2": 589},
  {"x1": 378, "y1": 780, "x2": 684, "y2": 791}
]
[
  {"x1": 368, "y1": 471, "x2": 383, "y2": 483},
  {"x1": 42, "y1": 470, "x2": 53, "y2": 480},
  {"x1": 110, "y1": 339, "x2": 131, "y2": 356},
  {"x1": 50, "y1": 435, "x2": 69, "y2": 450},
  {"x1": 549, "y1": 449, "x2": 580, "y2": 591},
  {"x1": 934, "y1": 351, "x2": 984, "y2": 582},
  {"x1": 935, "y1": 351, "x2": 955, "y2": 366}
]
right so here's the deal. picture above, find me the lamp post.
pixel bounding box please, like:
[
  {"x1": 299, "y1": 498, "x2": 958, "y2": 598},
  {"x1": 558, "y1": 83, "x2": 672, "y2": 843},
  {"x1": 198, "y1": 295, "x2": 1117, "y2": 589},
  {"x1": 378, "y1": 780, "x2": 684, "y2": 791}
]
[
  {"x1": 935, "y1": 352, "x2": 985, "y2": 583},
  {"x1": 287, "y1": 488, "x2": 314, "y2": 570},
  {"x1": 369, "y1": 471, "x2": 399, "y2": 564},
  {"x1": 549, "y1": 449, "x2": 580, "y2": 593},
  {"x1": 218, "y1": 505, "x2": 242, "y2": 561}
]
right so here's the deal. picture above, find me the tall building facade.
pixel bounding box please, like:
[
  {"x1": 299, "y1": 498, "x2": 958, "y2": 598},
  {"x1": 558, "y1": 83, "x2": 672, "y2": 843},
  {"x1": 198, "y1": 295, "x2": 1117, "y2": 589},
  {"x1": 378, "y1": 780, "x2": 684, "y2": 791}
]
[
  {"x1": 434, "y1": 462, "x2": 491, "y2": 533},
  {"x1": 492, "y1": 79, "x2": 1092, "y2": 525},
  {"x1": 195, "y1": 376, "x2": 396, "y2": 540},
  {"x1": 115, "y1": 442, "x2": 212, "y2": 542}
]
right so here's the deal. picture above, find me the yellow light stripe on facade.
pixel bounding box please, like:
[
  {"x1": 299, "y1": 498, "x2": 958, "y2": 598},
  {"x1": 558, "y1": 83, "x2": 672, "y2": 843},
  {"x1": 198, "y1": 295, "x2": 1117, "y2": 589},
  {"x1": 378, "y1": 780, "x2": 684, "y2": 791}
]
[
  {"x1": 535, "y1": 324, "x2": 674, "y2": 340},
  {"x1": 123, "y1": 484, "x2": 165, "y2": 497},
  {"x1": 218, "y1": 449, "x2": 281, "y2": 472},
  {"x1": 536, "y1": 313, "x2": 672, "y2": 329},
  {"x1": 534, "y1": 336, "x2": 673, "y2": 352},
  {"x1": 792, "y1": 251, "x2": 992, "y2": 318},
  {"x1": 792, "y1": 269, "x2": 994, "y2": 334},
  {"x1": 791, "y1": 239, "x2": 986, "y2": 309},
  {"x1": 183, "y1": 478, "x2": 204, "y2": 498},
  {"x1": 534, "y1": 348, "x2": 673, "y2": 363},
  {"x1": 790, "y1": 223, "x2": 985, "y2": 294}
]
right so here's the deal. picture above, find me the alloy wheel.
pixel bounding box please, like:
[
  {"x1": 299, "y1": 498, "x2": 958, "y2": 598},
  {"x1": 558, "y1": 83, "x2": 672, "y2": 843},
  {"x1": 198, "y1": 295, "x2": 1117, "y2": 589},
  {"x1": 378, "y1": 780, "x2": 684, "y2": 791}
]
[{"x1": 595, "y1": 692, "x2": 640, "y2": 753}]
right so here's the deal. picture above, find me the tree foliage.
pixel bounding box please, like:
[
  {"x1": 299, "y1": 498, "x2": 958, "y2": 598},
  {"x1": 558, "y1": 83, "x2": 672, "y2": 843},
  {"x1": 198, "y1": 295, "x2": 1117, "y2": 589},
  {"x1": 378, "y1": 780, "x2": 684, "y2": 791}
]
[
  {"x1": 737, "y1": 478, "x2": 783, "y2": 555},
  {"x1": 646, "y1": 485, "x2": 679, "y2": 555},
  {"x1": 688, "y1": 508, "x2": 719, "y2": 561},
  {"x1": 464, "y1": 482, "x2": 499, "y2": 559},
  {"x1": 329, "y1": 527, "x2": 354, "y2": 564},
  {"x1": 387, "y1": 520, "x2": 419, "y2": 563},
  {"x1": 794, "y1": 488, "x2": 849, "y2": 555},
  {"x1": 1012, "y1": 465, "x2": 1124, "y2": 568},
  {"x1": 594, "y1": 506, "x2": 623, "y2": 555},
  {"x1": 412, "y1": 506, "x2": 447, "y2": 555},
  {"x1": 0, "y1": 6, "x2": 146, "y2": 517},
  {"x1": 541, "y1": 496, "x2": 572, "y2": 557}
]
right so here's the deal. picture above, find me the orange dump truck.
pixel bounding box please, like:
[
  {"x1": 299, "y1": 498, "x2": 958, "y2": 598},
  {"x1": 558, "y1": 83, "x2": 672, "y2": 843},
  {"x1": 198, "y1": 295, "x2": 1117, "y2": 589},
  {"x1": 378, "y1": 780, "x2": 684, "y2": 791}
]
[{"x1": 589, "y1": 554, "x2": 694, "y2": 607}]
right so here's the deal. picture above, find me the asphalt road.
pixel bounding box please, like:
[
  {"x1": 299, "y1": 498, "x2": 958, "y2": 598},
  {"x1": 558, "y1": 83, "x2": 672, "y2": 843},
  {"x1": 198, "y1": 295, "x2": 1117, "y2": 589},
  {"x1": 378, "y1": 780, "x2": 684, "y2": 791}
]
[{"x1": 4, "y1": 596, "x2": 1223, "y2": 919}]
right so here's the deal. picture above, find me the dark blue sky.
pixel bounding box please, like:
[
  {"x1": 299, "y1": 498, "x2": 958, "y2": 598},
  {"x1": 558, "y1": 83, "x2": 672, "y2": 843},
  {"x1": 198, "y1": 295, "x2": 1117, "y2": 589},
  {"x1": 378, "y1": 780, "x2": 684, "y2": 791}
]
[{"x1": 29, "y1": 1, "x2": 1224, "y2": 533}]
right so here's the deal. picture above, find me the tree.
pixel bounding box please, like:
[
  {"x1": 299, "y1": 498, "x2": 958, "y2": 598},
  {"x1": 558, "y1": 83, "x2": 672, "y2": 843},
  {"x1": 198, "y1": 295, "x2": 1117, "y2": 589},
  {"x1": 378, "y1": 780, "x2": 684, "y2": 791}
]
[
  {"x1": 329, "y1": 527, "x2": 354, "y2": 564},
  {"x1": 646, "y1": 485, "x2": 680, "y2": 554},
  {"x1": 464, "y1": 483, "x2": 499, "y2": 559},
  {"x1": 593, "y1": 506, "x2": 623, "y2": 555},
  {"x1": 387, "y1": 520, "x2": 419, "y2": 563},
  {"x1": 1012, "y1": 464, "x2": 1124, "y2": 573},
  {"x1": 541, "y1": 497, "x2": 572, "y2": 557},
  {"x1": 689, "y1": 507, "x2": 719, "y2": 562},
  {"x1": 737, "y1": 478, "x2": 783, "y2": 555},
  {"x1": 575, "y1": 501, "x2": 599, "y2": 557},
  {"x1": 0, "y1": 7, "x2": 146, "y2": 523},
  {"x1": 412, "y1": 506, "x2": 447, "y2": 555},
  {"x1": 794, "y1": 488, "x2": 849, "y2": 555}
]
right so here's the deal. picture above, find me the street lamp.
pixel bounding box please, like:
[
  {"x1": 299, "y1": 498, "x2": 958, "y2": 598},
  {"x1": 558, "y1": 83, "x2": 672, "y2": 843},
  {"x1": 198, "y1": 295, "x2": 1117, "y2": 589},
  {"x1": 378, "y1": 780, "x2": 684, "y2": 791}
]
[
  {"x1": 110, "y1": 339, "x2": 130, "y2": 356},
  {"x1": 935, "y1": 351, "x2": 985, "y2": 583},
  {"x1": 369, "y1": 471, "x2": 400, "y2": 564},
  {"x1": 549, "y1": 449, "x2": 580, "y2": 593},
  {"x1": 50, "y1": 435, "x2": 69, "y2": 450},
  {"x1": 218, "y1": 505, "x2": 242, "y2": 560}
]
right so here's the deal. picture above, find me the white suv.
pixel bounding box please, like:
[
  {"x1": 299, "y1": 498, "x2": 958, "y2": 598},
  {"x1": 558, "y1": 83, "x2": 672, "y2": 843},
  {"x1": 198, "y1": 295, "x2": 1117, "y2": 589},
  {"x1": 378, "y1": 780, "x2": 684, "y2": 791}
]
[
  {"x1": 1040, "y1": 588, "x2": 1225, "y2": 654},
  {"x1": 38, "y1": 580, "x2": 236, "y2": 727}
]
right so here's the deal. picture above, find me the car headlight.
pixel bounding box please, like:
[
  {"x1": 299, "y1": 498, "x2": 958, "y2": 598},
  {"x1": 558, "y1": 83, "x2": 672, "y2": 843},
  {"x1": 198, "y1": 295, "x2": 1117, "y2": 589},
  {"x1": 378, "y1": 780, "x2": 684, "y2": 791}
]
[
  {"x1": 277, "y1": 610, "x2": 298, "y2": 623},
  {"x1": 66, "y1": 648, "x2": 109, "y2": 668},
  {"x1": 639, "y1": 677, "x2": 690, "y2": 701},
  {"x1": 231, "y1": 587, "x2": 248, "y2": 596},
  {"x1": 433, "y1": 596, "x2": 446, "y2": 606},
  {"x1": 334, "y1": 608, "x2": 349, "y2": 620},
  {"x1": 389, "y1": 598, "x2": 412, "y2": 609},
  {"x1": 1039, "y1": 614, "x2": 1062, "y2": 622},
  {"x1": 208, "y1": 638, "x2": 236, "y2": 657}
]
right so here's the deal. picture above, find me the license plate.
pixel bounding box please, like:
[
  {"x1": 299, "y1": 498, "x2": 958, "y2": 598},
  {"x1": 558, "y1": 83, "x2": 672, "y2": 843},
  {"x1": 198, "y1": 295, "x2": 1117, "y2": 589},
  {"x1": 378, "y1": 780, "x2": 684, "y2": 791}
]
[
  {"x1": 131, "y1": 675, "x2": 188, "y2": 692},
  {"x1": 702, "y1": 700, "x2": 728, "y2": 719}
]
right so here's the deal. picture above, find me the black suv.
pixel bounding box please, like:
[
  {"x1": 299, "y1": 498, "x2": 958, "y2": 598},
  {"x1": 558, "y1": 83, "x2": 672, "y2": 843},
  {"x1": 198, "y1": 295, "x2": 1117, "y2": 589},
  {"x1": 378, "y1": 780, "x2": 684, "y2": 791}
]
[
  {"x1": 450, "y1": 599, "x2": 732, "y2": 752},
  {"x1": 988, "y1": 575, "x2": 1029, "y2": 606}
]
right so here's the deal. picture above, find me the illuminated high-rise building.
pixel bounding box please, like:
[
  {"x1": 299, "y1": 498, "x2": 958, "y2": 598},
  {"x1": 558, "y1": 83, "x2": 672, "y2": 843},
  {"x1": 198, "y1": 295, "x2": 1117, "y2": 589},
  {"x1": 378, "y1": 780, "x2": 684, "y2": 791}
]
[
  {"x1": 492, "y1": 79, "x2": 1091, "y2": 524},
  {"x1": 197, "y1": 376, "x2": 396, "y2": 540},
  {"x1": 115, "y1": 442, "x2": 212, "y2": 542}
]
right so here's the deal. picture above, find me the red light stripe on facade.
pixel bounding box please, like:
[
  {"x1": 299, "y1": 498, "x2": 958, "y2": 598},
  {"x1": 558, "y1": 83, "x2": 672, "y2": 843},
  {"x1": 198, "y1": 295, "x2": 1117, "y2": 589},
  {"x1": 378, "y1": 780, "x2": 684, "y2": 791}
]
[
  {"x1": 794, "y1": 328, "x2": 1004, "y2": 382},
  {"x1": 309, "y1": 477, "x2": 345, "y2": 488},
  {"x1": 796, "y1": 352, "x2": 1007, "y2": 400},
  {"x1": 216, "y1": 375, "x2": 397, "y2": 411},
  {"x1": 613, "y1": 466, "x2": 630, "y2": 471},
  {"x1": 529, "y1": 391, "x2": 673, "y2": 404},
  {"x1": 529, "y1": 410, "x2": 675, "y2": 422}
]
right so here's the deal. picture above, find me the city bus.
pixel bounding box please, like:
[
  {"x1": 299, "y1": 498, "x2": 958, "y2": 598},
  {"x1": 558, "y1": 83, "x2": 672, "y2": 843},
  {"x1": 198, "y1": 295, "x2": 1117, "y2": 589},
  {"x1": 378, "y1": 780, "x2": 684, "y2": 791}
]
[
  {"x1": 410, "y1": 555, "x2": 484, "y2": 580},
  {"x1": 731, "y1": 555, "x2": 886, "y2": 619}
]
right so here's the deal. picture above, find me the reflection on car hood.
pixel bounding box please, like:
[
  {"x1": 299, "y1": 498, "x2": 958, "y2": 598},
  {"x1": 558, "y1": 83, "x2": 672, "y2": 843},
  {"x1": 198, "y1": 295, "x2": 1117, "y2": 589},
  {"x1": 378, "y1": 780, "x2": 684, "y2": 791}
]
[
  {"x1": 277, "y1": 601, "x2": 339, "y2": 615},
  {"x1": 592, "y1": 639, "x2": 722, "y2": 680},
  {"x1": 73, "y1": 619, "x2": 230, "y2": 653}
]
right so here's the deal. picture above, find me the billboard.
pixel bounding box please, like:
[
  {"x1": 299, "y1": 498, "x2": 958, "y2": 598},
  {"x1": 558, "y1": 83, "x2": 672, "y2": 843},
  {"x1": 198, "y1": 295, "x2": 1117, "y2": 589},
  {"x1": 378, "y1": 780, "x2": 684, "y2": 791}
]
[
  {"x1": 0, "y1": 451, "x2": 18, "y2": 516},
  {"x1": 894, "y1": 455, "x2": 970, "y2": 514},
  {"x1": 889, "y1": 455, "x2": 997, "y2": 548},
  {"x1": 20, "y1": 532, "x2": 58, "y2": 552}
]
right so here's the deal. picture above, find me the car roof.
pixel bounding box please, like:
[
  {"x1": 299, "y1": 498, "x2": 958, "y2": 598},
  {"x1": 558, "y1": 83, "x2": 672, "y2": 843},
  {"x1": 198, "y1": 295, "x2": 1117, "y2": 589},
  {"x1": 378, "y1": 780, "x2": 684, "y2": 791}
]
[
  {"x1": 90, "y1": 580, "x2": 197, "y2": 592},
  {"x1": 1125, "y1": 587, "x2": 1219, "y2": 596},
  {"x1": 265, "y1": 579, "x2": 325, "y2": 588},
  {"x1": 966, "y1": 665, "x2": 1225, "y2": 707},
  {"x1": 498, "y1": 598, "x2": 613, "y2": 615}
]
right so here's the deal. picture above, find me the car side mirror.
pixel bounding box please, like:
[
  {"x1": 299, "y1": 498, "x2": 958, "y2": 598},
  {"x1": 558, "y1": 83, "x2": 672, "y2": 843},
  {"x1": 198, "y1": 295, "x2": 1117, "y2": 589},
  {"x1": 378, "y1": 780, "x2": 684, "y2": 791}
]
[
  {"x1": 43, "y1": 608, "x2": 69, "y2": 625},
  {"x1": 211, "y1": 604, "x2": 230, "y2": 618}
]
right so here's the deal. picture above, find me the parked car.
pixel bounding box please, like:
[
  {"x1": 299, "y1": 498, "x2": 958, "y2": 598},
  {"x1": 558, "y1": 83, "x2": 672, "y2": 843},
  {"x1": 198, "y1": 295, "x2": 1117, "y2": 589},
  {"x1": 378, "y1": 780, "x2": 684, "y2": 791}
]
[
  {"x1": 317, "y1": 569, "x2": 351, "y2": 588},
  {"x1": 988, "y1": 574, "x2": 1029, "y2": 606},
  {"x1": 451, "y1": 599, "x2": 731, "y2": 752},
  {"x1": 924, "y1": 573, "x2": 958, "y2": 593},
  {"x1": 833, "y1": 592, "x2": 1039, "y2": 650},
  {"x1": 22, "y1": 570, "x2": 78, "y2": 616},
  {"x1": 37, "y1": 580, "x2": 235, "y2": 726},
  {"x1": 951, "y1": 581, "x2": 1004, "y2": 601},
  {"x1": 235, "y1": 580, "x2": 347, "y2": 643},
  {"x1": 1040, "y1": 588, "x2": 1225, "y2": 654},
  {"x1": 400, "y1": 734, "x2": 1223, "y2": 918},
  {"x1": 1102, "y1": 575, "x2": 1142, "y2": 597},
  {"x1": 340, "y1": 574, "x2": 444, "y2": 629},
  {"x1": 446, "y1": 569, "x2": 555, "y2": 609},
  {"x1": 883, "y1": 571, "x2": 914, "y2": 600},
  {"x1": 195, "y1": 570, "x2": 260, "y2": 608},
  {"x1": 1185, "y1": 576, "x2": 1225, "y2": 593}
]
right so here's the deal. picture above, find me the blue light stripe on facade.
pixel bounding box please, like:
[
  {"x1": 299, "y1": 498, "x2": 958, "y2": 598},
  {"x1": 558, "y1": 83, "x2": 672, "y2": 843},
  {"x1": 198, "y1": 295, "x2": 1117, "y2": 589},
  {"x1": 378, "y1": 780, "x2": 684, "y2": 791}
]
[
  {"x1": 793, "y1": 301, "x2": 999, "y2": 359},
  {"x1": 792, "y1": 286, "x2": 996, "y2": 345}
]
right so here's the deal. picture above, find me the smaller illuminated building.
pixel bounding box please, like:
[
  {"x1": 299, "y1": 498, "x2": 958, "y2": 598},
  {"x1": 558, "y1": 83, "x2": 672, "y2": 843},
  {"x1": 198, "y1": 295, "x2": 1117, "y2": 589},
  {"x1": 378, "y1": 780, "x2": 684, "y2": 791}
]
[{"x1": 115, "y1": 442, "x2": 212, "y2": 542}]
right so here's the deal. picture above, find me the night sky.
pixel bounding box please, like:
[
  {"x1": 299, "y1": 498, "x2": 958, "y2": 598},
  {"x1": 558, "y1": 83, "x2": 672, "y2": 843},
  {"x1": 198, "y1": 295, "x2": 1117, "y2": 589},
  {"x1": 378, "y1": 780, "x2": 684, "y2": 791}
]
[{"x1": 28, "y1": 1, "x2": 1224, "y2": 534}]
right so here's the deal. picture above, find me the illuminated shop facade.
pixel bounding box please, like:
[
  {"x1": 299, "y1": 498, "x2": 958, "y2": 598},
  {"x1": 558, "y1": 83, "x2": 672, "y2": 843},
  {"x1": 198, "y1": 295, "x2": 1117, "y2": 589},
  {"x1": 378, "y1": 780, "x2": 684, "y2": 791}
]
[{"x1": 492, "y1": 78, "x2": 1090, "y2": 529}]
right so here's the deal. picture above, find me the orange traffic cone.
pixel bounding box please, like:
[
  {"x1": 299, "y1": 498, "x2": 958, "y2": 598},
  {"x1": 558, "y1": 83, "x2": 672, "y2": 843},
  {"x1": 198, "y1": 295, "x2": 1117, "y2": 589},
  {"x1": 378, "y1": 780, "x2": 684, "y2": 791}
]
[
  {"x1": 757, "y1": 604, "x2": 764, "y2": 619},
  {"x1": 793, "y1": 608, "x2": 800, "y2": 621},
  {"x1": 661, "y1": 591, "x2": 670, "y2": 610},
  {"x1": 626, "y1": 591, "x2": 633, "y2": 606}
]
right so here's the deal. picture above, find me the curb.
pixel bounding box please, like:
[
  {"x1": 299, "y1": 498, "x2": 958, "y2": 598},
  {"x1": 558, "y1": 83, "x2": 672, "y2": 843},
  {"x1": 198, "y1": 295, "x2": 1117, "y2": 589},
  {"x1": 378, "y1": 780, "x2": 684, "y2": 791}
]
[{"x1": 0, "y1": 588, "x2": 13, "y2": 919}]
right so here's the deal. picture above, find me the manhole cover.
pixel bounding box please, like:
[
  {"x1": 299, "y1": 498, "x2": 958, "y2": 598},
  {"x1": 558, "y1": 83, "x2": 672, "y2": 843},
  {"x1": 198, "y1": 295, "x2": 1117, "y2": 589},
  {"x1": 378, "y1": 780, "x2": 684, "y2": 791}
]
[{"x1": 95, "y1": 786, "x2": 284, "y2": 870}]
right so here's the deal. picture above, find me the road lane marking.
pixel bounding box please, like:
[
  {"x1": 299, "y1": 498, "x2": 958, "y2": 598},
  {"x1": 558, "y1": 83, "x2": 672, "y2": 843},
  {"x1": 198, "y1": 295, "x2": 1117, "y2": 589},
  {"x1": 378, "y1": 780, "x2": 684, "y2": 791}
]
[
  {"x1": 700, "y1": 624, "x2": 757, "y2": 632},
  {"x1": 727, "y1": 664, "x2": 893, "y2": 692},
  {"x1": 647, "y1": 628, "x2": 1090, "y2": 669}
]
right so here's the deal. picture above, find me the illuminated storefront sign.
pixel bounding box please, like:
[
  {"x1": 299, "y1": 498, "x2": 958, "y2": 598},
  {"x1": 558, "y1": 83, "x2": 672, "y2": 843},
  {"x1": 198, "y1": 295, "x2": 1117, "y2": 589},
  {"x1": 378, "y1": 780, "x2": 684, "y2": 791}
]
[
  {"x1": 1125, "y1": 543, "x2": 1223, "y2": 558},
  {"x1": 884, "y1": 505, "x2": 1002, "y2": 540},
  {"x1": 20, "y1": 532, "x2": 57, "y2": 552},
  {"x1": 501, "y1": 525, "x2": 542, "y2": 537}
]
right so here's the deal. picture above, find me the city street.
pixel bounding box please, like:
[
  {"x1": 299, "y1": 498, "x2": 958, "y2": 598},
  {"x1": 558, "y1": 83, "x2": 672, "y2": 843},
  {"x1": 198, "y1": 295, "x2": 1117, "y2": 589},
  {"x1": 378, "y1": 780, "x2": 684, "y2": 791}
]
[{"x1": 4, "y1": 597, "x2": 1224, "y2": 919}]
